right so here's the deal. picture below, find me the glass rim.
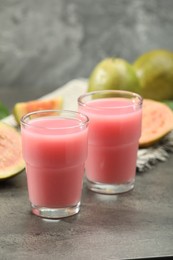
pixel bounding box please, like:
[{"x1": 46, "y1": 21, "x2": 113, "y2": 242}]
[
  {"x1": 20, "y1": 109, "x2": 89, "y2": 130},
  {"x1": 78, "y1": 90, "x2": 143, "y2": 109}
]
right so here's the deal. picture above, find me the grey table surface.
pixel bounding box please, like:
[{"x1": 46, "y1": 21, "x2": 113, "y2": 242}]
[{"x1": 0, "y1": 0, "x2": 173, "y2": 259}]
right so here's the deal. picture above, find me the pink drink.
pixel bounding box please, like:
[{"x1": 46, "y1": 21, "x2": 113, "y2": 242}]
[
  {"x1": 21, "y1": 111, "x2": 88, "y2": 216},
  {"x1": 78, "y1": 92, "x2": 142, "y2": 194}
]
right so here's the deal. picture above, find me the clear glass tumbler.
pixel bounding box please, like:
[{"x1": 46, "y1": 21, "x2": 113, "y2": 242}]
[
  {"x1": 78, "y1": 90, "x2": 142, "y2": 194},
  {"x1": 21, "y1": 110, "x2": 89, "y2": 219}
]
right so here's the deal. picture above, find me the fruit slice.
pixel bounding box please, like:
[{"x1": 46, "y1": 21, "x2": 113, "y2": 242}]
[
  {"x1": 88, "y1": 58, "x2": 140, "y2": 93},
  {"x1": 0, "y1": 122, "x2": 25, "y2": 180},
  {"x1": 139, "y1": 99, "x2": 173, "y2": 147},
  {"x1": 13, "y1": 97, "x2": 63, "y2": 124}
]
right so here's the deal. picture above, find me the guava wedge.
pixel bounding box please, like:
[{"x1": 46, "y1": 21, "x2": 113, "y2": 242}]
[
  {"x1": 0, "y1": 122, "x2": 25, "y2": 180},
  {"x1": 139, "y1": 99, "x2": 173, "y2": 147},
  {"x1": 13, "y1": 97, "x2": 63, "y2": 124}
]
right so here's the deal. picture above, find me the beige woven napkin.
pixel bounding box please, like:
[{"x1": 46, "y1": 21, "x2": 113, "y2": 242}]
[{"x1": 3, "y1": 79, "x2": 173, "y2": 173}]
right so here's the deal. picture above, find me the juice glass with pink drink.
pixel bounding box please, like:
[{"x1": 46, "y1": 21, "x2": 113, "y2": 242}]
[
  {"x1": 20, "y1": 110, "x2": 89, "y2": 219},
  {"x1": 78, "y1": 90, "x2": 142, "y2": 194}
]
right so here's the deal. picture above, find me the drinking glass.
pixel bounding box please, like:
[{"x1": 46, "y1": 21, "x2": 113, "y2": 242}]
[
  {"x1": 21, "y1": 110, "x2": 89, "y2": 218},
  {"x1": 78, "y1": 90, "x2": 142, "y2": 194}
]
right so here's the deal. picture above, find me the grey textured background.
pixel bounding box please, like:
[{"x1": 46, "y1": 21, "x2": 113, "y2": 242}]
[{"x1": 1, "y1": 0, "x2": 173, "y2": 109}]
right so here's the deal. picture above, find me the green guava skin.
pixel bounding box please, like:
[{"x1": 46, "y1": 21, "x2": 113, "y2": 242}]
[
  {"x1": 133, "y1": 49, "x2": 173, "y2": 101},
  {"x1": 88, "y1": 58, "x2": 140, "y2": 94}
]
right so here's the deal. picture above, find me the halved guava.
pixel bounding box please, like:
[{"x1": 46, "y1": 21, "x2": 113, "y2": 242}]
[
  {"x1": 13, "y1": 97, "x2": 63, "y2": 124},
  {"x1": 139, "y1": 99, "x2": 173, "y2": 147},
  {"x1": 0, "y1": 122, "x2": 25, "y2": 180}
]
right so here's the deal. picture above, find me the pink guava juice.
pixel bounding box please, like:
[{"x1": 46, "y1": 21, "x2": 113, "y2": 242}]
[
  {"x1": 21, "y1": 115, "x2": 88, "y2": 208},
  {"x1": 79, "y1": 97, "x2": 142, "y2": 184}
]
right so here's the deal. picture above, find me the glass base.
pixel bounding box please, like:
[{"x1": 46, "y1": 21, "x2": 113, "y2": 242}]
[
  {"x1": 86, "y1": 179, "x2": 135, "y2": 194},
  {"x1": 31, "y1": 202, "x2": 80, "y2": 219}
]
